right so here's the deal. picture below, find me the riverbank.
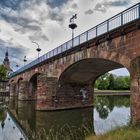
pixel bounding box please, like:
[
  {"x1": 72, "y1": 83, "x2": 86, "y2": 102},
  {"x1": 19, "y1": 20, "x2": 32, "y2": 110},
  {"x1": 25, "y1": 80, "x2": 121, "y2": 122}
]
[
  {"x1": 94, "y1": 90, "x2": 130, "y2": 96},
  {"x1": 86, "y1": 125, "x2": 140, "y2": 140}
]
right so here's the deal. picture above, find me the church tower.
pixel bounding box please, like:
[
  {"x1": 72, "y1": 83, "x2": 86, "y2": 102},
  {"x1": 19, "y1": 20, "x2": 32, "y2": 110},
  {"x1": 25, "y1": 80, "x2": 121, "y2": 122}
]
[{"x1": 3, "y1": 47, "x2": 13, "y2": 75}]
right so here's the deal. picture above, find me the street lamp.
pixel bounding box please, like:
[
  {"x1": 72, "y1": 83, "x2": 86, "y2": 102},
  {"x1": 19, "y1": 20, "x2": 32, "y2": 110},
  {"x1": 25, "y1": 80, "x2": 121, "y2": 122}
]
[
  {"x1": 12, "y1": 62, "x2": 19, "y2": 72},
  {"x1": 32, "y1": 41, "x2": 41, "y2": 58},
  {"x1": 16, "y1": 64, "x2": 19, "y2": 68},
  {"x1": 13, "y1": 62, "x2": 19, "y2": 69},
  {"x1": 69, "y1": 14, "x2": 77, "y2": 47},
  {"x1": 23, "y1": 56, "x2": 27, "y2": 66},
  {"x1": 12, "y1": 61, "x2": 19, "y2": 68}
]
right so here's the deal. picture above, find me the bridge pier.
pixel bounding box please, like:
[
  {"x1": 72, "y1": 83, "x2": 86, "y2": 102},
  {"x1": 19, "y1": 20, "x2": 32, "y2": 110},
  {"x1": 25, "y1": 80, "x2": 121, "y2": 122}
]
[
  {"x1": 130, "y1": 57, "x2": 140, "y2": 124},
  {"x1": 18, "y1": 81, "x2": 29, "y2": 100},
  {"x1": 36, "y1": 74, "x2": 93, "y2": 110},
  {"x1": 9, "y1": 83, "x2": 16, "y2": 97},
  {"x1": 55, "y1": 83, "x2": 93, "y2": 110},
  {"x1": 36, "y1": 74, "x2": 57, "y2": 110}
]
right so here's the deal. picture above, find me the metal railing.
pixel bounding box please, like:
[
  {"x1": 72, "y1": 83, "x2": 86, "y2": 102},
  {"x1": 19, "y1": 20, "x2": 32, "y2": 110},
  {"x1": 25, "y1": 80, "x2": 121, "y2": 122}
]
[{"x1": 10, "y1": 3, "x2": 140, "y2": 77}]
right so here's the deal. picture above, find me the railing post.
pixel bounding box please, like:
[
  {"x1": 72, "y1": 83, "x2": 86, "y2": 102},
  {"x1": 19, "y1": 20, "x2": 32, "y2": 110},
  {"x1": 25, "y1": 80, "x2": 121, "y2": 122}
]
[
  {"x1": 107, "y1": 20, "x2": 109, "y2": 32},
  {"x1": 121, "y1": 13, "x2": 123, "y2": 25},
  {"x1": 138, "y1": 4, "x2": 140, "y2": 18},
  {"x1": 87, "y1": 31, "x2": 88, "y2": 41},
  {"x1": 96, "y1": 26, "x2": 98, "y2": 37},
  {"x1": 66, "y1": 42, "x2": 68, "y2": 51}
]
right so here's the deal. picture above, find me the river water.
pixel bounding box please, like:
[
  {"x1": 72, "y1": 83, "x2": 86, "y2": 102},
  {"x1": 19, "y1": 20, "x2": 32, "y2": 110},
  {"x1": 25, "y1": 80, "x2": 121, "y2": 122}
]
[{"x1": 0, "y1": 95, "x2": 130, "y2": 140}]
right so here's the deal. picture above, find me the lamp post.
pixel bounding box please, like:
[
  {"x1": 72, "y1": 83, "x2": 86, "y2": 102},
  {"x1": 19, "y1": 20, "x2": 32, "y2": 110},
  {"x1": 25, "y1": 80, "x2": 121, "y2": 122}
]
[
  {"x1": 13, "y1": 62, "x2": 19, "y2": 70},
  {"x1": 11, "y1": 62, "x2": 19, "y2": 73},
  {"x1": 69, "y1": 14, "x2": 77, "y2": 47},
  {"x1": 13, "y1": 61, "x2": 19, "y2": 68},
  {"x1": 32, "y1": 41, "x2": 41, "y2": 59},
  {"x1": 23, "y1": 56, "x2": 27, "y2": 66}
]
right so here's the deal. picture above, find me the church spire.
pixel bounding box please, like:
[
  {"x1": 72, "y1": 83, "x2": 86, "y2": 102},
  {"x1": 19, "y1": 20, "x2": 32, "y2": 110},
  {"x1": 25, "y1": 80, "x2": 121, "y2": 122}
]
[
  {"x1": 5, "y1": 47, "x2": 9, "y2": 61},
  {"x1": 6, "y1": 47, "x2": 8, "y2": 57},
  {"x1": 3, "y1": 47, "x2": 13, "y2": 75}
]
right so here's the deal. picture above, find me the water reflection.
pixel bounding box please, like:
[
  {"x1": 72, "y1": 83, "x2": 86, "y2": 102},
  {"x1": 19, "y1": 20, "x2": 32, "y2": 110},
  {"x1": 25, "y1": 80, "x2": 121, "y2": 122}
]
[
  {"x1": 9, "y1": 100, "x2": 93, "y2": 140},
  {"x1": 0, "y1": 106, "x2": 26, "y2": 140},
  {"x1": 94, "y1": 95, "x2": 130, "y2": 134},
  {"x1": 6, "y1": 95, "x2": 131, "y2": 139},
  {"x1": 0, "y1": 106, "x2": 6, "y2": 129},
  {"x1": 94, "y1": 96, "x2": 130, "y2": 119}
]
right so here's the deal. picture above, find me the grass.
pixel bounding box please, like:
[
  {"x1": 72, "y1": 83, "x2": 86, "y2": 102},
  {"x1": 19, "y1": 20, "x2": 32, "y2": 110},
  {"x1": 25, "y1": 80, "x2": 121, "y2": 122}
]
[
  {"x1": 94, "y1": 89, "x2": 130, "y2": 92},
  {"x1": 27, "y1": 122, "x2": 93, "y2": 140},
  {"x1": 86, "y1": 126, "x2": 140, "y2": 140}
]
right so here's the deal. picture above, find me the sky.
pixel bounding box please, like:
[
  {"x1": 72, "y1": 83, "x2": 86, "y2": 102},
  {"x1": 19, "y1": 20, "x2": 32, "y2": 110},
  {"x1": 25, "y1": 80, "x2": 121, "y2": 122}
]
[{"x1": 0, "y1": 0, "x2": 139, "y2": 75}]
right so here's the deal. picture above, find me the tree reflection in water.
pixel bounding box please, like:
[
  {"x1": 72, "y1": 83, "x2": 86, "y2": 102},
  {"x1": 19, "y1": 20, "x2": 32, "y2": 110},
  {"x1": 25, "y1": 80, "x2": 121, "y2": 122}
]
[
  {"x1": 0, "y1": 105, "x2": 7, "y2": 129},
  {"x1": 94, "y1": 95, "x2": 130, "y2": 119}
]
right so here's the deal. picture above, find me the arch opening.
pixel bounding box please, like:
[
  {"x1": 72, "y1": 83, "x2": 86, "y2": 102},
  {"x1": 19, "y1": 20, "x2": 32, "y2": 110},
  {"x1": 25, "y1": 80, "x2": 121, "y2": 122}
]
[
  {"x1": 55, "y1": 58, "x2": 130, "y2": 110},
  {"x1": 57, "y1": 58, "x2": 130, "y2": 131},
  {"x1": 28, "y1": 73, "x2": 40, "y2": 100},
  {"x1": 17, "y1": 77, "x2": 23, "y2": 98}
]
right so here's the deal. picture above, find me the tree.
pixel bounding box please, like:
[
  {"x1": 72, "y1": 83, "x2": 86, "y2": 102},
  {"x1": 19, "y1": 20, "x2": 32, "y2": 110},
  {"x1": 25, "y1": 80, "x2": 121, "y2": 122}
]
[
  {"x1": 124, "y1": 76, "x2": 130, "y2": 90},
  {"x1": 0, "y1": 65, "x2": 7, "y2": 81},
  {"x1": 114, "y1": 76, "x2": 127, "y2": 90},
  {"x1": 108, "y1": 74, "x2": 115, "y2": 90},
  {"x1": 97, "y1": 73, "x2": 109, "y2": 90},
  {"x1": 95, "y1": 73, "x2": 130, "y2": 90}
]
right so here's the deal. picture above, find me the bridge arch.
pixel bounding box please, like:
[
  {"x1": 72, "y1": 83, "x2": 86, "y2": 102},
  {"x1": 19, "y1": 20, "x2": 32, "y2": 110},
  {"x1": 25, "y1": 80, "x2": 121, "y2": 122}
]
[
  {"x1": 55, "y1": 56, "x2": 130, "y2": 111},
  {"x1": 9, "y1": 79, "x2": 15, "y2": 84},
  {"x1": 58, "y1": 58, "x2": 125, "y2": 85},
  {"x1": 28, "y1": 73, "x2": 41, "y2": 100}
]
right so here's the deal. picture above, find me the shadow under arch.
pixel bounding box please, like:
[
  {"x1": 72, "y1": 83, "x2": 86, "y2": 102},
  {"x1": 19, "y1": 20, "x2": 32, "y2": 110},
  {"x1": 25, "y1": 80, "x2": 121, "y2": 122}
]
[
  {"x1": 28, "y1": 73, "x2": 41, "y2": 100},
  {"x1": 58, "y1": 58, "x2": 125, "y2": 86}
]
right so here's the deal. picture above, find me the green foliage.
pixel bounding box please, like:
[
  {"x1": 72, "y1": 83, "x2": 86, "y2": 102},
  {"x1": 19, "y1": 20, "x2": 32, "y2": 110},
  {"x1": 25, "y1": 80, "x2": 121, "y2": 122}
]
[
  {"x1": 86, "y1": 126, "x2": 140, "y2": 140},
  {"x1": 97, "y1": 73, "x2": 109, "y2": 90},
  {"x1": 95, "y1": 73, "x2": 130, "y2": 90},
  {"x1": 0, "y1": 65, "x2": 7, "y2": 80},
  {"x1": 108, "y1": 74, "x2": 115, "y2": 90}
]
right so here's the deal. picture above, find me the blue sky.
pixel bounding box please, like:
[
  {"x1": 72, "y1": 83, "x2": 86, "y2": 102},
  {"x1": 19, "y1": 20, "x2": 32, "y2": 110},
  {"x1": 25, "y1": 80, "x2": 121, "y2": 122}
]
[{"x1": 0, "y1": 0, "x2": 138, "y2": 75}]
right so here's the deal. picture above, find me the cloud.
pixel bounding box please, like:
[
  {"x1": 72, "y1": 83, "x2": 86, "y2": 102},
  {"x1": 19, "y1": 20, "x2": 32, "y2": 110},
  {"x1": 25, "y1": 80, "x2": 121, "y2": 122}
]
[
  {"x1": 0, "y1": 0, "x2": 22, "y2": 10},
  {"x1": 94, "y1": 0, "x2": 131, "y2": 13},
  {"x1": 85, "y1": 9, "x2": 94, "y2": 15},
  {"x1": 15, "y1": 24, "x2": 41, "y2": 34},
  {"x1": 47, "y1": 0, "x2": 68, "y2": 8},
  {"x1": 28, "y1": 31, "x2": 49, "y2": 42},
  {"x1": 48, "y1": 9, "x2": 64, "y2": 24},
  {"x1": 94, "y1": 3, "x2": 107, "y2": 13},
  {"x1": 71, "y1": 3, "x2": 78, "y2": 9}
]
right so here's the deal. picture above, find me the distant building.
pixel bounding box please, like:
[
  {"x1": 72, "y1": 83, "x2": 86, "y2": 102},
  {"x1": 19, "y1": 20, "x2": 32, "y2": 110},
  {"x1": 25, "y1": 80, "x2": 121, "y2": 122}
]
[{"x1": 3, "y1": 48, "x2": 13, "y2": 76}]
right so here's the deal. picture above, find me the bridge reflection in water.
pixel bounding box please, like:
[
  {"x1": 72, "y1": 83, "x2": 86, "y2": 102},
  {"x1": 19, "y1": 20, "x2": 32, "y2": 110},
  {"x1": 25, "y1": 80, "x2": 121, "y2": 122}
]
[
  {"x1": 9, "y1": 98, "x2": 93, "y2": 140},
  {"x1": 6, "y1": 95, "x2": 130, "y2": 139}
]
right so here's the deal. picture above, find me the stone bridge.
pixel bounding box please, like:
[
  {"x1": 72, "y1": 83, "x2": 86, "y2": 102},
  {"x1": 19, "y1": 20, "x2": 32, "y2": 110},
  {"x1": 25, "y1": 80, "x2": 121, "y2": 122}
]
[{"x1": 9, "y1": 3, "x2": 140, "y2": 123}]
